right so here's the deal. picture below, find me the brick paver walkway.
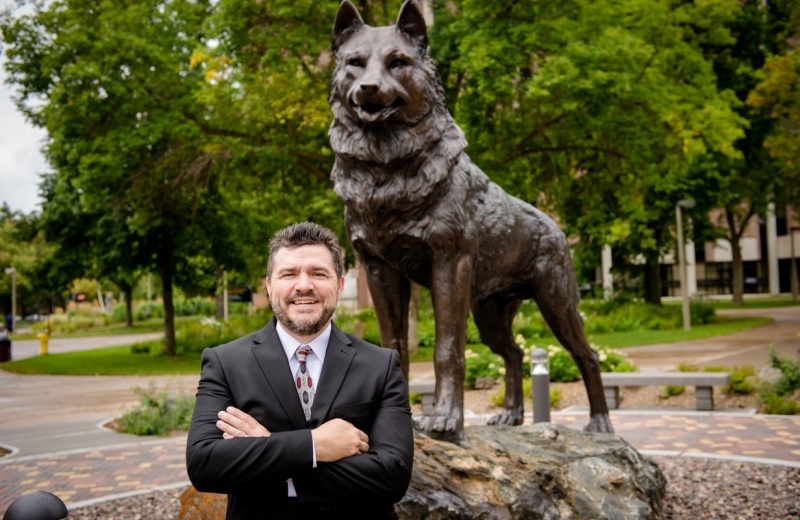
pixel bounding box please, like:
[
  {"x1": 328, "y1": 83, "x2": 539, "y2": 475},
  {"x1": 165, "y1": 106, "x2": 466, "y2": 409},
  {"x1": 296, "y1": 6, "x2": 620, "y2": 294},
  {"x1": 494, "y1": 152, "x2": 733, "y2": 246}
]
[
  {"x1": 1, "y1": 413, "x2": 799, "y2": 514},
  {"x1": 554, "y1": 412, "x2": 800, "y2": 465},
  {"x1": 0, "y1": 437, "x2": 189, "y2": 513}
]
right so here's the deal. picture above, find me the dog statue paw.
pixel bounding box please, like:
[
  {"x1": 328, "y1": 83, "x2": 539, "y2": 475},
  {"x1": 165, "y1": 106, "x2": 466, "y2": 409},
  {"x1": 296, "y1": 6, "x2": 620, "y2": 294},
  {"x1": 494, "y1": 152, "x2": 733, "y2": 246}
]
[
  {"x1": 583, "y1": 413, "x2": 615, "y2": 434},
  {"x1": 413, "y1": 414, "x2": 466, "y2": 444},
  {"x1": 487, "y1": 407, "x2": 525, "y2": 426}
]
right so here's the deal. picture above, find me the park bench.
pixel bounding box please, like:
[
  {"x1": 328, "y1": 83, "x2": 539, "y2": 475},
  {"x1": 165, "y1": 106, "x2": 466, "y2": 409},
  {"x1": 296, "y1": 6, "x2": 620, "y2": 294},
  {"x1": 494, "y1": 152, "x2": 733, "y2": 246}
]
[
  {"x1": 409, "y1": 380, "x2": 436, "y2": 415},
  {"x1": 601, "y1": 372, "x2": 731, "y2": 411}
]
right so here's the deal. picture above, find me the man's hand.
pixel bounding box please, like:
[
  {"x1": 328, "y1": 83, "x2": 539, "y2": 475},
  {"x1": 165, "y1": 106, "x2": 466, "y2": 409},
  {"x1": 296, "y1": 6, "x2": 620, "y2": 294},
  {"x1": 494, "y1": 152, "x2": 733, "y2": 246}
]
[
  {"x1": 311, "y1": 418, "x2": 370, "y2": 462},
  {"x1": 217, "y1": 406, "x2": 271, "y2": 439}
]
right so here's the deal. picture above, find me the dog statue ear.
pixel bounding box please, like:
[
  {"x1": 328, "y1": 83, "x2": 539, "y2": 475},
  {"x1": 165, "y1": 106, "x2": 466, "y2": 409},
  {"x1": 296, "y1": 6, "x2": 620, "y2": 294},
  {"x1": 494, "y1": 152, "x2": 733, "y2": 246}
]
[
  {"x1": 332, "y1": 1, "x2": 364, "y2": 52},
  {"x1": 396, "y1": 0, "x2": 428, "y2": 49}
]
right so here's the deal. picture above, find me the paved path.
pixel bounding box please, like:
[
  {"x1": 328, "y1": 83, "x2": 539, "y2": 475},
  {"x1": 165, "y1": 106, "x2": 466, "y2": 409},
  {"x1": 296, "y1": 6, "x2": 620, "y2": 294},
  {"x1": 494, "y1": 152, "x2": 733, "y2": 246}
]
[
  {"x1": 0, "y1": 308, "x2": 798, "y2": 514},
  {"x1": 1, "y1": 411, "x2": 798, "y2": 513},
  {"x1": 6, "y1": 332, "x2": 163, "y2": 362},
  {"x1": 620, "y1": 306, "x2": 800, "y2": 371}
]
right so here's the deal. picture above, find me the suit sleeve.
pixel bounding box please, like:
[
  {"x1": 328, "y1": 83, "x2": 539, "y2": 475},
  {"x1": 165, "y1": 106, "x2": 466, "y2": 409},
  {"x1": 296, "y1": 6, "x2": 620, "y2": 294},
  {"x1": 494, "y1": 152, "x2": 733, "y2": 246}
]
[
  {"x1": 185, "y1": 347, "x2": 314, "y2": 494},
  {"x1": 294, "y1": 348, "x2": 414, "y2": 505}
]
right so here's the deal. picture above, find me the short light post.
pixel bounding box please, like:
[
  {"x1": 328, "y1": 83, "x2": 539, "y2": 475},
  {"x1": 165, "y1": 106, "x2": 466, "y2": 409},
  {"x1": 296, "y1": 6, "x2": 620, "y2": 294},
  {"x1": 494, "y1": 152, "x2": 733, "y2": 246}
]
[
  {"x1": 790, "y1": 226, "x2": 799, "y2": 302},
  {"x1": 531, "y1": 347, "x2": 550, "y2": 423},
  {"x1": 4, "y1": 267, "x2": 16, "y2": 333},
  {"x1": 675, "y1": 200, "x2": 695, "y2": 331}
]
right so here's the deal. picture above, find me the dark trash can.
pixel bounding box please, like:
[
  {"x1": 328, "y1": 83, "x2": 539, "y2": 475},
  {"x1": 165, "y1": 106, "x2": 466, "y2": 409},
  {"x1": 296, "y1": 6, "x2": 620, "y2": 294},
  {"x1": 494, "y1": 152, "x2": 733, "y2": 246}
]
[{"x1": 0, "y1": 335, "x2": 11, "y2": 363}]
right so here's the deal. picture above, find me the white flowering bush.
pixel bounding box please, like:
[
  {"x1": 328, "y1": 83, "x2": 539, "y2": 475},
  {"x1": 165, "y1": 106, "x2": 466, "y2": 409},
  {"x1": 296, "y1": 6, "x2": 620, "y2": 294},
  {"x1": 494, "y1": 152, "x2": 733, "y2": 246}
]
[{"x1": 464, "y1": 337, "x2": 637, "y2": 387}]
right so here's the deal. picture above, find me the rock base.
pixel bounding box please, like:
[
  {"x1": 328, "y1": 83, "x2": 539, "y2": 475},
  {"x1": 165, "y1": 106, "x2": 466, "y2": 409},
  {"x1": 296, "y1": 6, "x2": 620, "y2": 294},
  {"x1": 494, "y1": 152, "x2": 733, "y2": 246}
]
[{"x1": 181, "y1": 423, "x2": 666, "y2": 519}]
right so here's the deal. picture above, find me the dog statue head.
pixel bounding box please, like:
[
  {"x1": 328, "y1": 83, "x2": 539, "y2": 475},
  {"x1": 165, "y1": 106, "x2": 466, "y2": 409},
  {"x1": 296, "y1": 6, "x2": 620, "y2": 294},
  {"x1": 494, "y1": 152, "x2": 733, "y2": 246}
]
[{"x1": 330, "y1": 0, "x2": 440, "y2": 127}]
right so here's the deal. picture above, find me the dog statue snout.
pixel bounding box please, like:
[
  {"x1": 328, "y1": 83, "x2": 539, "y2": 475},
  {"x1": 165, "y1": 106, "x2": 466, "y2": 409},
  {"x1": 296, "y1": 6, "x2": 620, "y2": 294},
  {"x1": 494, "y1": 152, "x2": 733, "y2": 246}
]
[{"x1": 359, "y1": 82, "x2": 380, "y2": 94}]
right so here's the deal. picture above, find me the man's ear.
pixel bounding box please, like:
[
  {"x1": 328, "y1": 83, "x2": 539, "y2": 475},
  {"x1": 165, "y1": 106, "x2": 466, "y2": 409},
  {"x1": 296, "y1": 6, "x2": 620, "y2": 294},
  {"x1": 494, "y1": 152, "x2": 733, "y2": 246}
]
[
  {"x1": 338, "y1": 275, "x2": 345, "y2": 297},
  {"x1": 264, "y1": 277, "x2": 271, "y2": 298},
  {"x1": 396, "y1": 0, "x2": 428, "y2": 49},
  {"x1": 332, "y1": 0, "x2": 364, "y2": 52}
]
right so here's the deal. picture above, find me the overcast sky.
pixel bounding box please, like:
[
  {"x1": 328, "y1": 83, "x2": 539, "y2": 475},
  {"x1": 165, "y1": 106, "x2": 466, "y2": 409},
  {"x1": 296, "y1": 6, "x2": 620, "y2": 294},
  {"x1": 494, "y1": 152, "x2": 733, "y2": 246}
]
[{"x1": 1, "y1": 0, "x2": 48, "y2": 215}]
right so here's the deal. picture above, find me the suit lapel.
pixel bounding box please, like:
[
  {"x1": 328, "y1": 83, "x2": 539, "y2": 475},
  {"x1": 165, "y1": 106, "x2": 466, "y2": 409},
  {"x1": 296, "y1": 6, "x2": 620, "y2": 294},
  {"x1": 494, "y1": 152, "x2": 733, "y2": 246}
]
[
  {"x1": 311, "y1": 324, "x2": 355, "y2": 423},
  {"x1": 250, "y1": 319, "x2": 308, "y2": 429}
]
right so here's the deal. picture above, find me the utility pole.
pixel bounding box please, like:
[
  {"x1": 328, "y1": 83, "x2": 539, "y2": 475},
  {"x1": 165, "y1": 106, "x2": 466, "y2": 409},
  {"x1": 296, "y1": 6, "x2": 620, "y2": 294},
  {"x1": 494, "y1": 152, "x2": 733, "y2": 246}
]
[{"x1": 676, "y1": 200, "x2": 695, "y2": 331}]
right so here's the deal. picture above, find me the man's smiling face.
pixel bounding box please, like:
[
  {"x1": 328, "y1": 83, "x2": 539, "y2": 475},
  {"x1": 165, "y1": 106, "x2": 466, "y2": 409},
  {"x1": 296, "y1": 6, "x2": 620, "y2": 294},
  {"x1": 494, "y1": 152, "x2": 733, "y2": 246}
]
[{"x1": 266, "y1": 244, "x2": 344, "y2": 343}]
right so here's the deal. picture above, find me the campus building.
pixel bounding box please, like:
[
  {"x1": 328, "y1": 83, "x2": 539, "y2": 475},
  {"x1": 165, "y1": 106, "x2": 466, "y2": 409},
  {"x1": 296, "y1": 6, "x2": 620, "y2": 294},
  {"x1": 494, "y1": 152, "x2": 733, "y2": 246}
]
[{"x1": 598, "y1": 203, "x2": 800, "y2": 299}]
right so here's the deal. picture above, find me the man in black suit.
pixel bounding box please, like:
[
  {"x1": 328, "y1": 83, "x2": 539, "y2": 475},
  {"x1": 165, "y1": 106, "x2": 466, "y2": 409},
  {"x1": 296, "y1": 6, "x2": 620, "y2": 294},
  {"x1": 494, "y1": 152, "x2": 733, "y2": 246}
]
[{"x1": 186, "y1": 222, "x2": 414, "y2": 519}]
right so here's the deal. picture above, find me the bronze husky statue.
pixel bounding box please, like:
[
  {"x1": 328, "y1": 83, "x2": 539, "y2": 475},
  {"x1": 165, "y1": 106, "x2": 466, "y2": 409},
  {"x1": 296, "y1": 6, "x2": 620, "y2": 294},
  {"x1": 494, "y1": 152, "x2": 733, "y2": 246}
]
[{"x1": 329, "y1": 0, "x2": 612, "y2": 442}]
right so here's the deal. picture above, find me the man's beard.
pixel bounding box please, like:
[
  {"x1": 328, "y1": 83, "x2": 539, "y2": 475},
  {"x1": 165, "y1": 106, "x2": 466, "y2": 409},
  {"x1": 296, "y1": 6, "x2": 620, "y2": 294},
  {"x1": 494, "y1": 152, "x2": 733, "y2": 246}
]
[{"x1": 271, "y1": 292, "x2": 337, "y2": 337}]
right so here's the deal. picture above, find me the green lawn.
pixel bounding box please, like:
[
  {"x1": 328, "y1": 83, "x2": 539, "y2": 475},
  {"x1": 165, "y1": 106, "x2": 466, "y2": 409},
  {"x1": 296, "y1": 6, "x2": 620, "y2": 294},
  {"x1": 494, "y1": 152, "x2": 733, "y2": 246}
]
[
  {"x1": 586, "y1": 316, "x2": 772, "y2": 348},
  {"x1": 412, "y1": 315, "x2": 772, "y2": 361},
  {"x1": 1, "y1": 346, "x2": 202, "y2": 375},
  {"x1": 12, "y1": 318, "x2": 169, "y2": 341},
  {"x1": 0, "y1": 314, "x2": 774, "y2": 375}
]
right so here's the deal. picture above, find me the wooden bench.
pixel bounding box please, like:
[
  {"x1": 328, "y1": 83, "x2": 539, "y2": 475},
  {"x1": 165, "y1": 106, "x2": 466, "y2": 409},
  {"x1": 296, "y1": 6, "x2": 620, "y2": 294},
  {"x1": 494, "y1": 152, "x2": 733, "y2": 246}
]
[
  {"x1": 409, "y1": 380, "x2": 435, "y2": 415},
  {"x1": 601, "y1": 372, "x2": 730, "y2": 411}
]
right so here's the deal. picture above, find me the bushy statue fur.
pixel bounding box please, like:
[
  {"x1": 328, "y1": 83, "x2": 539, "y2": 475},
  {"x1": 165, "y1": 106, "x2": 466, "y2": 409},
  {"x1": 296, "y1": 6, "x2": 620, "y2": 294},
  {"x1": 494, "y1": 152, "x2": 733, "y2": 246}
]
[{"x1": 329, "y1": 0, "x2": 613, "y2": 443}]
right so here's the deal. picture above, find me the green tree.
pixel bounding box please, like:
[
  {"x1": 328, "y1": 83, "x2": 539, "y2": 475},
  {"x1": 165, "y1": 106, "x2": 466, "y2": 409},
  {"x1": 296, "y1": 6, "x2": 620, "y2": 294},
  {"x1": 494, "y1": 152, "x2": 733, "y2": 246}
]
[
  {"x1": 430, "y1": 0, "x2": 745, "y2": 303},
  {"x1": 1, "y1": 0, "x2": 242, "y2": 354},
  {"x1": 748, "y1": 1, "x2": 800, "y2": 211},
  {"x1": 694, "y1": 0, "x2": 798, "y2": 305},
  {"x1": 182, "y1": 0, "x2": 415, "y2": 280},
  {"x1": 0, "y1": 205, "x2": 53, "y2": 318}
]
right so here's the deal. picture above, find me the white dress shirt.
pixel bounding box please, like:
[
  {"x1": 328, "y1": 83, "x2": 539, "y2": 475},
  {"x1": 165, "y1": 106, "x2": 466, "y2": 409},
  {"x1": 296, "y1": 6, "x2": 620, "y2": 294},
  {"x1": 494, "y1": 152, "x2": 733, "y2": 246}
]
[{"x1": 274, "y1": 321, "x2": 331, "y2": 497}]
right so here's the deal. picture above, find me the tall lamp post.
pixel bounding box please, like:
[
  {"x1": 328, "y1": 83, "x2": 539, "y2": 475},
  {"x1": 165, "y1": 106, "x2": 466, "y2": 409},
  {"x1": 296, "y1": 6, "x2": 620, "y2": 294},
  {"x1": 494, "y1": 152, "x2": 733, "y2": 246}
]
[
  {"x1": 791, "y1": 226, "x2": 799, "y2": 302},
  {"x1": 676, "y1": 200, "x2": 695, "y2": 331},
  {"x1": 4, "y1": 267, "x2": 16, "y2": 333}
]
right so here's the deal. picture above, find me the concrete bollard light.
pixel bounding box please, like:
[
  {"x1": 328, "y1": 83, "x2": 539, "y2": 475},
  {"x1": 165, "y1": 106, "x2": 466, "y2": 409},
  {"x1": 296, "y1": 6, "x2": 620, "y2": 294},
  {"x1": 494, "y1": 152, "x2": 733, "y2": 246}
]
[{"x1": 531, "y1": 347, "x2": 551, "y2": 423}]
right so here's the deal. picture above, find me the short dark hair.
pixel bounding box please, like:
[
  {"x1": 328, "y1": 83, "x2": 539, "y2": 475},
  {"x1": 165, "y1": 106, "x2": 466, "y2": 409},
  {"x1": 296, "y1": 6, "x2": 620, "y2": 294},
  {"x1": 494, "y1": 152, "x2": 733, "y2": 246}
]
[{"x1": 267, "y1": 222, "x2": 344, "y2": 280}]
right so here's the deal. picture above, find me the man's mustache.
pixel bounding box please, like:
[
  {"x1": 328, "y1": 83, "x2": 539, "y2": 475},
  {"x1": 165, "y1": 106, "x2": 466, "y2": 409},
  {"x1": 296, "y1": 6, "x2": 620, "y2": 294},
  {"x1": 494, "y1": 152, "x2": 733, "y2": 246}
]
[{"x1": 288, "y1": 292, "x2": 322, "y2": 303}]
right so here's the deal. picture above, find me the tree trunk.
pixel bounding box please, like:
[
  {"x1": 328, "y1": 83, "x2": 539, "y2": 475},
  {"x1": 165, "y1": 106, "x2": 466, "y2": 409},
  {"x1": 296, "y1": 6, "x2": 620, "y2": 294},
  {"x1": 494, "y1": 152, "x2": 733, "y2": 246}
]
[
  {"x1": 722, "y1": 207, "x2": 750, "y2": 306},
  {"x1": 729, "y1": 233, "x2": 744, "y2": 305},
  {"x1": 215, "y1": 266, "x2": 225, "y2": 320},
  {"x1": 160, "y1": 265, "x2": 177, "y2": 356},
  {"x1": 124, "y1": 284, "x2": 134, "y2": 328},
  {"x1": 643, "y1": 258, "x2": 662, "y2": 305}
]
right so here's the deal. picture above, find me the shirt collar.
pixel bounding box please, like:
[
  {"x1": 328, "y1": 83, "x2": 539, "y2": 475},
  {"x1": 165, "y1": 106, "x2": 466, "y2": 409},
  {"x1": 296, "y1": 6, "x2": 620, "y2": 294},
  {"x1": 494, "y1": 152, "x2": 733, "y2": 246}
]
[{"x1": 275, "y1": 320, "x2": 331, "y2": 363}]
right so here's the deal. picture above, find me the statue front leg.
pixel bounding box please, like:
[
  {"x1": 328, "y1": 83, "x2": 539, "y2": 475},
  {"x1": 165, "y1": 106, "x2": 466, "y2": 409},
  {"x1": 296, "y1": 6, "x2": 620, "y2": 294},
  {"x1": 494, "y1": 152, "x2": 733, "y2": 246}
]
[
  {"x1": 414, "y1": 253, "x2": 471, "y2": 444},
  {"x1": 361, "y1": 256, "x2": 411, "y2": 379}
]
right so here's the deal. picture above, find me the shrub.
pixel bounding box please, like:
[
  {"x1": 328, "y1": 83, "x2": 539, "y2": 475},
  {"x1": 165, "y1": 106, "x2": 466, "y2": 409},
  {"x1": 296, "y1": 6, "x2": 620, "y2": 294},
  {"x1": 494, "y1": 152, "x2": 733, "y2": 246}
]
[
  {"x1": 662, "y1": 385, "x2": 685, "y2": 397},
  {"x1": 689, "y1": 298, "x2": 716, "y2": 325},
  {"x1": 490, "y1": 379, "x2": 561, "y2": 409},
  {"x1": 549, "y1": 386, "x2": 562, "y2": 408},
  {"x1": 178, "y1": 313, "x2": 272, "y2": 353},
  {"x1": 465, "y1": 348, "x2": 504, "y2": 389},
  {"x1": 516, "y1": 341, "x2": 636, "y2": 383},
  {"x1": 135, "y1": 302, "x2": 164, "y2": 321},
  {"x1": 116, "y1": 384, "x2": 195, "y2": 436},
  {"x1": 546, "y1": 345, "x2": 582, "y2": 383},
  {"x1": 758, "y1": 386, "x2": 800, "y2": 415},
  {"x1": 756, "y1": 350, "x2": 800, "y2": 415},
  {"x1": 724, "y1": 366, "x2": 758, "y2": 395},
  {"x1": 768, "y1": 349, "x2": 800, "y2": 396},
  {"x1": 681, "y1": 364, "x2": 759, "y2": 395}
]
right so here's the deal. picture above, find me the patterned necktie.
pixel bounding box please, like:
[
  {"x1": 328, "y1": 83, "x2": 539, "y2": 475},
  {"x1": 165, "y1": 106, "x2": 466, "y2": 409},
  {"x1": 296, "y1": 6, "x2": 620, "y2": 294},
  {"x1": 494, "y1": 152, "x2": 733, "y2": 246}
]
[{"x1": 295, "y1": 345, "x2": 315, "y2": 422}]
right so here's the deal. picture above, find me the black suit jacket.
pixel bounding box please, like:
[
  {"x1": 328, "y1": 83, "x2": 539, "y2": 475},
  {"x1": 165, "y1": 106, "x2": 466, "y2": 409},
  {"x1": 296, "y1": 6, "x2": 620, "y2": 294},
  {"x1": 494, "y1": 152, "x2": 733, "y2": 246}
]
[{"x1": 185, "y1": 318, "x2": 414, "y2": 519}]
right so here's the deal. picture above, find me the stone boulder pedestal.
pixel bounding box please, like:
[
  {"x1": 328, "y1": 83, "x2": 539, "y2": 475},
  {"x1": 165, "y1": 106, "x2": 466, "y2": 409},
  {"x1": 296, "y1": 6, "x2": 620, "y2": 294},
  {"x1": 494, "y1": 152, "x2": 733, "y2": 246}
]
[{"x1": 181, "y1": 423, "x2": 666, "y2": 519}]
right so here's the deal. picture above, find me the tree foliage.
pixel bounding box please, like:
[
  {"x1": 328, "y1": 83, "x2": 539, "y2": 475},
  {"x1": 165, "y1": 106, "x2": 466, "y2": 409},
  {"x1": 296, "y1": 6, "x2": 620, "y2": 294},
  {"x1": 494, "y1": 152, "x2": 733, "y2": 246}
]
[
  {"x1": 430, "y1": 0, "x2": 746, "y2": 303},
  {"x1": 1, "y1": 0, "x2": 794, "y2": 332},
  {"x1": 748, "y1": 0, "x2": 800, "y2": 211},
  {"x1": 1, "y1": 0, "x2": 235, "y2": 353}
]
